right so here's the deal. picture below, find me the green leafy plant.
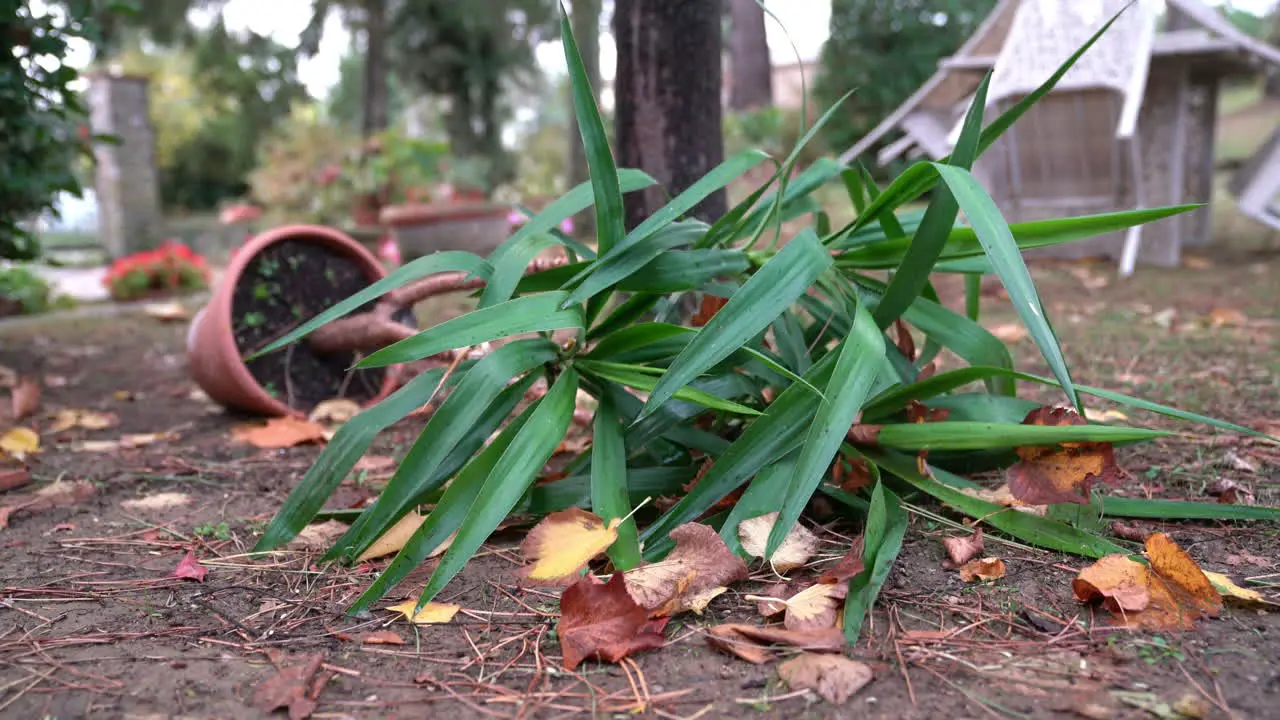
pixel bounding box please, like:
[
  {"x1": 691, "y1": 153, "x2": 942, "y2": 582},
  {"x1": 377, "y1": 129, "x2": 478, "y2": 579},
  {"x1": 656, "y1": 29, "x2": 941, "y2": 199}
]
[
  {"x1": 0, "y1": 266, "x2": 67, "y2": 315},
  {"x1": 252, "y1": 7, "x2": 1278, "y2": 639}
]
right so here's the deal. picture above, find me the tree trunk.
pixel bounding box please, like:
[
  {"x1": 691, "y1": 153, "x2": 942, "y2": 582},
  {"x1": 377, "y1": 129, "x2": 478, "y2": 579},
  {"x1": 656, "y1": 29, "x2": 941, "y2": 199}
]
[
  {"x1": 728, "y1": 0, "x2": 772, "y2": 110},
  {"x1": 361, "y1": 0, "x2": 389, "y2": 136},
  {"x1": 567, "y1": 0, "x2": 601, "y2": 236},
  {"x1": 614, "y1": 0, "x2": 726, "y2": 229}
]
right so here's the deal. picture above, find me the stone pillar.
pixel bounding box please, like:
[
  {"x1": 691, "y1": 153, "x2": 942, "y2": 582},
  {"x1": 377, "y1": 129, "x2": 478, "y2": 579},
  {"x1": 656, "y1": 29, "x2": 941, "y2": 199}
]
[{"x1": 88, "y1": 72, "x2": 161, "y2": 258}]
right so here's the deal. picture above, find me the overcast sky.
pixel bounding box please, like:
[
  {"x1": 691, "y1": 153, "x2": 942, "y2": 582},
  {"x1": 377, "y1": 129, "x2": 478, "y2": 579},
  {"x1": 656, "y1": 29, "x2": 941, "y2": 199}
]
[{"x1": 47, "y1": 0, "x2": 1280, "y2": 98}]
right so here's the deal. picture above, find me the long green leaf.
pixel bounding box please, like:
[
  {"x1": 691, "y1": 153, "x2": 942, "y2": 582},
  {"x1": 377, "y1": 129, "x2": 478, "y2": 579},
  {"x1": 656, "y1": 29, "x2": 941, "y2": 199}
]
[
  {"x1": 253, "y1": 367, "x2": 445, "y2": 551},
  {"x1": 641, "y1": 229, "x2": 832, "y2": 418},
  {"x1": 868, "y1": 421, "x2": 1168, "y2": 451},
  {"x1": 591, "y1": 396, "x2": 641, "y2": 569},
  {"x1": 414, "y1": 368, "x2": 579, "y2": 610},
  {"x1": 359, "y1": 292, "x2": 583, "y2": 367},
  {"x1": 933, "y1": 163, "x2": 1078, "y2": 410},
  {"x1": 562, "y1": 221, "x2": 708, "y2": 306},
  {"x1": 843, "y1": 481, "x2": 907, "y2": 645},
  {"x1": 872, "y1": 74, "x2": 989, "y2": 328},
  {"x1": 580, "y1": 360, "x2": 760, "y2": 416},
  {"x1": 480, "y1": 232, "x2": 559, "y2": 308},
  {"x1": 617, "y1": 250, "x2": 751, "y2": 295},
  {"x1": 347, "y1": 398, "x2": 539, "y2": 613},
  {"x1": 334, "y1": 341, "x2": 556, "y2": 559},
  {"x1": 767, "y1": 301, "x2": 884, "y2": 558},
  {"x1": 1099, "y1": 498, "x2": 1280, "y2": 521},
  {"x1": 561, "y1": 10, "x2": 624, "y2": 254},
  {"x1": 248, "y1": 252, "x2": 490, "y2": 359}
]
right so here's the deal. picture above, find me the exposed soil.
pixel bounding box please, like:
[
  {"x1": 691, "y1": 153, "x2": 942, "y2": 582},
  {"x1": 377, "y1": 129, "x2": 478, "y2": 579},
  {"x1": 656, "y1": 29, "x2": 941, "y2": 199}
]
[
  {"x1": 0, "y1": 254, "x2": 1277, "y2": 719},
  {"x1": 233, "y1": 239, "x2": 389, "y2": 411}
]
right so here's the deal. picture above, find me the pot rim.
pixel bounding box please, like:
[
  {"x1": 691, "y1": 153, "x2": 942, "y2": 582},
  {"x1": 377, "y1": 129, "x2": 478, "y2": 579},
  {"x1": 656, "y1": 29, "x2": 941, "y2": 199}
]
[
  {"x1": 380, "y1": 200, "x2": 509, "y2": 227},
  {"x1": 201, "y1": 224, "x2": 390, "y2": 417}
]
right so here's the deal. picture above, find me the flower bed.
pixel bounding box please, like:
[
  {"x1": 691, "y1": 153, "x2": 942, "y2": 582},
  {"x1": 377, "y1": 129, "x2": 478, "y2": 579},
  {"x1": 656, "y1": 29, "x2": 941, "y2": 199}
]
[{"x1": 104, "y1": 241, "x2": 210, "y2": 302}]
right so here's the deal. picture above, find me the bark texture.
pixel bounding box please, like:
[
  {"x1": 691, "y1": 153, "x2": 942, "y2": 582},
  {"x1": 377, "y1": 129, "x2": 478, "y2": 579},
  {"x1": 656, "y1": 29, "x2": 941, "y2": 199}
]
[{"x1": 728, "y1": 0, "x2": 773, "y2": 110}]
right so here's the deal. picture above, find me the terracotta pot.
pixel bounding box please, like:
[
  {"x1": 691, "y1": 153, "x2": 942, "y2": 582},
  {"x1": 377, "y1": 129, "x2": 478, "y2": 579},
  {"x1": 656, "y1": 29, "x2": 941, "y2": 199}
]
[
  {"x1": 380, "y1": 201, "x2": 511, "y2": 261},
  {"x1": 186, "y1": 224, "x2": 397, "y2": 418}
]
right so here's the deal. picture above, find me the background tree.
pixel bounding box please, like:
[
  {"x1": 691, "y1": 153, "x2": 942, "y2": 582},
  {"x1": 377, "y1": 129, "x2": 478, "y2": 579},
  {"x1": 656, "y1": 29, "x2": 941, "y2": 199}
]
[
  {"x1": 728, "y1": 0, "x2": 772, "y2": 110},
  {"x1": 614, "y1": 0, "x2": 726, "y2": 228},
  {"x1": 302, "y1": 0, "x2": 391, "y2": 137},
  {"x1": 818, "y1": 0, "x2": 995, "y2": 158},
  {"x1": 325, "y1": 42, "x2": 410, "y2": 131},
  {"x1": 389, "y1": 0, "x2": 559, "y2": 192}
]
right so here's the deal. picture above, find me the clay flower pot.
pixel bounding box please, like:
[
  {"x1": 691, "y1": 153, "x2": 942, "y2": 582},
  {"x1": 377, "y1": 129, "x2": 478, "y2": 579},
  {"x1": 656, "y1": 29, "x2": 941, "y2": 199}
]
[
  {"x1": 381, "y1": 201, "x2": 511, "y2": 262},
  {"x1": 187, "y1": 225, "x2": 398, "y2": 418}
]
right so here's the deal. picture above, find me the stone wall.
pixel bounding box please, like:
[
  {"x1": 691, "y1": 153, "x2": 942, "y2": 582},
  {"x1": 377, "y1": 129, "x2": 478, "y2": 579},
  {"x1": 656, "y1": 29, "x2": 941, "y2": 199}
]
[{"x1": 88, "y1": 73, "x2": 161, "y2": 258}]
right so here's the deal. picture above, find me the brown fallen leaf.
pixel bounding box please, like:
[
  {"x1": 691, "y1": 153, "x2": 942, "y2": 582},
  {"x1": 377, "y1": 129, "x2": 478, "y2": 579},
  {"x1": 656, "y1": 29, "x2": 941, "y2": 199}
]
[
  {"x1": 817, "y1": 537, "x2": 866, "y2": 585},
  {"x1": 942, "y1": 528, "x2": 984, "y2": 568},
  {"x1": 558, "y1": 573, "x2": 666, "y2": 670},
  {"x1": 288, "y1": 520, "x2": 350, "y2": 552},
  {"x1": 0, "y1": 479, "x2": 95, "y2": 530},
  {"x1": 957, "y1": 483, "x2": 1048, "y2": 516},
  {"x1": 359, "y1": 630, "x2": 405, "y2": 646},
  {"x1": 251, "y1": 653, "x2": 325, "y2": 720},
  {"x1": 781, "y1": 581, "x2": 847, "y2": 631},
  {"x1": 121, "y1": 492, "x2": 192, "y2": 511},
  {"x1": 987, "y1": 322, "x2": 1029, "y2": 344},
  {"x1": 143, "y1": 300, "x2": 191, "y2": 321},
  {"x1": 1206, "y1": 307, "x2": 1247, "y2": 328},
  {"x1": 0, "y1": 467, "x2": 30, "y2": 493},
  {"x1": 353, "y1": 455, "x2": 397, "y2": 474},
  {"x1": 777, "y1": 653, "x2": 874, "y2": 704},
  {"x1": 754, "y1": 580, "x2": 801, "y2": 617},
  {"x1": 172, "y1": 551, "x2": 209, "y2": 582},
  {"x1": 1006, "y1": 406, "x2": 1120, "y2": 506},
  {"x1": 10, "y1": 379, "x2": 39, "y2": 422},
  {"x1": 624, "y1": 522, "x2": 748, "y2": 616},
  {"x1": 692, "y1": 294, "x2": 728, "y2": 327},
  {"x1": 705, "y1": 623, "x2": 845, "y2": 664},
  {"x1": 958, "y1": 557, "x2": 1007, "y2": 582},
  {"x1": 519, "y1": 508, "x2": 620, "y2": 584},
  {"x1": 1072, "y1": 533, "x2": 1221, "y2": 629},
  {"x1": 232, "y1": 417, "x2": 327, "y2": 449},
  {"x1": 737, "y1": 511, "x2": 819, "y2": 573},
  {"x1": 49, "y1": 409, "x2": 118, "y2": 433}
]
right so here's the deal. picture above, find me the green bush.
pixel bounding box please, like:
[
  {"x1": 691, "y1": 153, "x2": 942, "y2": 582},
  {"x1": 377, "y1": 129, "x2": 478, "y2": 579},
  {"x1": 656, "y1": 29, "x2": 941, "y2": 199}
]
[
  {"x1": 251, "y1": 8, "x2": 1273, "y2": 639},
  {"x1": 1, "y1": 4, "x2": 96, "y2": 260},
  {"x1": 0, "y1": 266, "x2": 60, "y2": 315}
]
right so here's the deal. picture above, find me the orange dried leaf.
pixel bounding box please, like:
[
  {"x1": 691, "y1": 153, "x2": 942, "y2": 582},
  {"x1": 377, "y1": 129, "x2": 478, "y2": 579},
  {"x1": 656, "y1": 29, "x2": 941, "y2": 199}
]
[
  {"x1": 1007, "y1": 406, "x2": 1120, "y2": 506},
  {"x1": 942, "y1": 528, "x2": 984, "y2": 568},
  {"x1": 232, "y1": 417, "x2": 327, "y2": 449},
  {"x1": 818, "y1": 537, "x2": 866, "y2": 585},
  {"x1": 557, "y1": 573, "x2": 665, "y2": 670},
  {"x1": 624, "y1": 522, "x2": 748, "y2": 616},
  {"x1": 251, "y1": 653, "x2": 324, "y2": 720},
  {"x1": 1073, "y1": 533, "x2": 1221, "y2": 629},
  {"x1": 704, "y1": 623, "x2": 845, "y2": 664},
  {"x1": 958, "y1": 557, "x2": 1006, "y2": 583},
  {"x1": 519, "y1": 508, "x2": 620, "y2": 584},
  {"x1": 359, "y1": 630, "x2": 405, "y2": 646},
  {"x1": 692, "y1": 294, "x2": 728, "y2": 327}
]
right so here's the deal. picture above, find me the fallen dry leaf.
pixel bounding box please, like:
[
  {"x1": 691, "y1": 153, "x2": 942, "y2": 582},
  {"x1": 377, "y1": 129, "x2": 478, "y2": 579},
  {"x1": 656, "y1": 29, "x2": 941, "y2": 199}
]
[
  {"x1": 0, "y1": 479, "x2": 95, "y2": 530},
  {"x1": 781, "y1": 581, "x2": 847, "y2": 631},
  {"x1": 10, "y1": 379, "x2": 39, "y2": 422},
  {"x1": 778, "y1": 653, "x2": 874, "y2": 704},
  {"x1": 737, "y1": 511, "x2": 819, "y2": 573},
  {"x1": 942, "y1": 528, "x2": 984, "y2": 568},
  {"x1": 1225, "y1": 550, "x2": 1271, "y2": 568},
  {"x1": 692, "y1": 294, "x2": 728, "y2": 327},
  {"x1": 1073, "y1": 533, "x2": 1221, "y2": 629},
  {"x1": 1182, "y1": 255, "x2": 1213, "y2": 270},
  {"x1": 353, "y1": 455, "x2": 397, "y2": 474},
  {"x1": 142, "y1": 300, "x2": 191, "y2": 321},
  {"x1": 1203, "y1": 571, "x2": 1274, "y2": 608},
  {"x1": 359, "y1": 630, "x2": 406, "y2": 646},
  {"x1": 817, "y1": 537, "x2": 866, "y2": 585},
  {"x1": 232, "y1": 417, "x2": 327, "y2": 449},
  {"x1": 987, "y1": 322, "x2": 1028, "y2": 343},
  {"x1": 520, "y1": 508, "x2": 620, "y2": 584},
  {"x1": 0, "y1": 467, "x2": 30, "y2": 493},
  {"x1": 49, "y1": 409, "x2": 118, "y2": 433},
  {"x1": 705, "y1": 624, "x2": 845, "y2": 664},
  {"x1": 558, "y1": 573, "x2": 666, "y2": 670},
  {"x1": 1206, "y1": 307, "x2": 1247, "y2": 328},
  {"x1": 172, "y1": 551, "x2": 209, "y2": 582},
  {"x1": 0, "y1": 365, "x2": 15, "y2": 388},
  {"x1": 357, "y1": 512, "x2": 426, "y2": 563},
  {"x1": 288, "y1": 520, "x2": 350, "y2": 551},
  {"x1": 308, "y1": 398, "x2": 362, "y2": 425},
  {"x1": 1084, "y1": 408, "x2": 1129, "y2": 424},
  {"x1": 1007, "y1": 406, "x2": 1120, "y2": 506},
  {"x1": 72, "y1": 433, "x2": 169, "y2": 453},
  {"x1": 251, "y1": 653, "x2": 324, "y2": 720},
  {"x1": 121, "y1": 492, "x2": 192, "y2": 511},
  {"x1": 386, "y1": 599, "x2": 461, "y2": 624},
  {"x1": 0, "y1": 427, "x2": 40, "y2": 458},
  {"x1": 624, "y1": 522, "x2": 748, "y2": 616},
  {"x1": 958, "y1": 557, "x2": 1007, "y2": 582}
]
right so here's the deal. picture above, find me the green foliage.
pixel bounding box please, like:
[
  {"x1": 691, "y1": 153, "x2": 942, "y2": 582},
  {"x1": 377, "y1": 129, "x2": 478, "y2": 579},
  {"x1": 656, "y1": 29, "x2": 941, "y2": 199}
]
[
  {"x1": 252, "y1": 7, "x2": 1275, "y2": 634},
  {"x1": 0, "y1": 266, "x2": 62, "y2": 315},
  {"x1": 818, "y1": 0, "x2": 996, "y2": 158},
  {"x1": 0, "y1": 3, "x2": 96, "y2": 260},
  {"x1": 325, "y1": 44, "x2": 411, "y2": 131},
  {"x1": 725, "y1": 106, "x2": 828, "y2": 169}
]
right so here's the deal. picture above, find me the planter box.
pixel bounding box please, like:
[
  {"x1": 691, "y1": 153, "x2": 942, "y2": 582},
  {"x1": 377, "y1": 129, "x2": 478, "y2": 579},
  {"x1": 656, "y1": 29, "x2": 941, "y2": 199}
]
[{"x1": 381, "y1": 202, "x2": 510, "y2": 261}]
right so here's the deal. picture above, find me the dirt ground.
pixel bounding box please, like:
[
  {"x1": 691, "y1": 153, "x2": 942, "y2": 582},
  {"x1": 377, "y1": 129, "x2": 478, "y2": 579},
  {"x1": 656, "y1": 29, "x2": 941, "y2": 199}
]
[{"x1": 1, "y1": 251, "x2": 1278, "y2": 719}]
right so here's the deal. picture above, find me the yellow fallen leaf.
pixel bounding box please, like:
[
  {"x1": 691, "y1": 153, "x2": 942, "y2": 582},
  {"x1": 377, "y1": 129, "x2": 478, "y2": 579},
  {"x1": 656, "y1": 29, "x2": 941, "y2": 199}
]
[
  {"x1": 781, "y1": 582, "x2": 846, "y2": 631},
  {"x1": 385, "y1": 600, "x2": 461, "y2": 624},
  {"x1": 49, "y1": 409, "x2": 118, "y2": 433},
  {"x1": 519, "y1": 507, "x2": 620, "y2": 584},
  {"x1": 309, "y1": 398, "x2": 362, "y2": 425},
  {"x1": 1084, "y1": 408, "x2": 1129, "y2": 423},
  {"x1": 1203, "y1": 571, "x2": 1273, "y2": 607},
  {"x1": 1073, "y1": 533, "x2": 1221, "y2": 630},
  {"x1": 737, "y1": 511, "x2": 819, "y2": 573},
  {"x1": 0, "y1": 427, "x2": 40, "y2": 458},
  {"x1": 356, "y1": 513, "x2": 455, "y2": 563},
  {"x1": 958, "y1": 557, "x2": 1007, "y2": 582},
  {"x1": 121, "y1": 492, "x2": 192, "y2": 511},
  {"x1": 679, "y1": 586, "x2": 728, "y2": 616},
  {"x1": 143, "y1": 300, "x2": 190, "y2": 321}
]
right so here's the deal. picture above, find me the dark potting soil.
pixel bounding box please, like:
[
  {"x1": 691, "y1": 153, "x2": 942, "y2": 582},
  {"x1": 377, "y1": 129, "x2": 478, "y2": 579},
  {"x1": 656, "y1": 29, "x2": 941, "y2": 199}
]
[{"x1": 231, "y1": 239, "x2": 390, "y2": 411}]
